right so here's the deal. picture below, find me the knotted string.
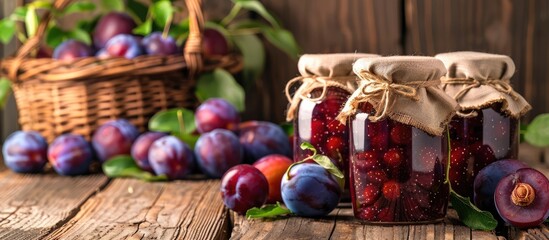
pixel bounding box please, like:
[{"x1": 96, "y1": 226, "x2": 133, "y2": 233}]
[
  {"x1": 285, "y1": 75, "x2": 356, "y2": 121},
  {"x1": 441, "y1": 76, "x2": 519, "y2": 117},
  {"x1": 337, "y1": 70, "x2": 441, "y2": 123}
]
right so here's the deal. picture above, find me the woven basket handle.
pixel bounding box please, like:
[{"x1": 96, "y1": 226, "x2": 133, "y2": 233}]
[{"x1": 9, "y1": 0, "x2": 204, "y2": 80}]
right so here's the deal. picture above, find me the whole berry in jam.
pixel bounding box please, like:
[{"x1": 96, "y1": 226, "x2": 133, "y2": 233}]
[
  {"x1": 382, "y1": 180, "x2": 401, "y2": 201},
  {"x1": 390, "y1": 122, "x2": 412, "y2": 145},
  {"x1": 361, "y1": 184, "x2": 380, "y2": 206},
  {"x1": 383, "y1": 147, "x2": 404, "y2": 168}
]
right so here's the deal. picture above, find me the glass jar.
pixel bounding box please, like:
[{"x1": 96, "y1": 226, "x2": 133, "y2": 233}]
[
  {"x1": 349, "y1": 105, "x2": 449, "y2": 222},
  {"x1": 294, "y1": 86, "x2": 351, "y2": 188},
  {"x1": 435, "y1": 51, "x2": 531, "y2": 199},
  {"x1": 448, "y1": 102, "x2": 519, "y2": 197}
]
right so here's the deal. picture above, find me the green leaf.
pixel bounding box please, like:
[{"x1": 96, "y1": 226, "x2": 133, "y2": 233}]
[
  {"x1": 279, "y1": 122, "x2": 293, "y2": 136},
  {"x1": 450, "y1": 191, "x2": 498, "y2": 230},
  {"x1": 196, "y1": 68, "x2": 245, "y2": 112},
  {"x1": 229, "y1": 19, "x2": 269, "y2": 30},
  {"x1": 76, "y1": 17, "x2": 100, "y2": 34},
  {"x1": 45, "y1": 26, "x2": 66, "y2": 48},
  {"x1": 29, "y1": 0, "x2": 53, "y2": 9},
  {"x1": 262, "y1": 27, "x2": 300, "y2": 59},
  {"x1": 149, "y1": 108, "x2": 196, "y2": 135},
  {"x1": 0, "y1": 19, "x2": 16, "y2": 44},
  {"x1": 231, "y1": 34, "x2": 265, "y2": 88},
  {"x1": 100, "y1": 0, "x2": 124, "y2": 12},
  {"x1": 25, "y1": 7, "x2": 39, "y2": 38},
  {"x1": 300, "y1": 142, "x2": 315, "y2": 152},
  {"x1": 12, "y1": 7, "x2": 28, "y2": 20},
  {"x1": 524, "y1": 114, "x2": 549, "y2": 147},
  {"x1": 0, "y1": 78, "x2": 12, "y2": 109},
  {"x1": 169, "y1": 18, "x2": 189, "y2": 45},
  {"x1": 133, "y1": 18, "x2": 153, "y2": 36},
  {"x1": 234, "y1": 0, "x2": 280, "y2": 28},
  {"x1": 173, "y1": 132, "x2": 200, "y2": 149},
  {"x1": 102, "y1": 155, "x2": 168, "y2": 182},
  {"x1": 246, "y1": 202, "x2": 292, "y2": 219},
  {"x1": 67, "y1": 28, "x2": 92, "y2": 45},
  {"x1": 151, "y1": 0, "x2": 175, "y2": 28},
  {"x1": 312, "y1": 154, "x2": 345, "y2": 189},
  {"x1": 63, "y1": 2, "x2": 96, "y2": 15},
  {"x1": 127, "y1": 0, "x2": 149, "y2": 23}
]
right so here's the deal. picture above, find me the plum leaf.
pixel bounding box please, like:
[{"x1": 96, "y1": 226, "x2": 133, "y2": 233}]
[
  {"x1": 450, "y1": 191, "x2": 498, "y2": 231},
  {"x1": 524, "y1": 113, "x2": 549, "y2": 147},
  {"x1": 0, "y1": 19, "x2": 16, "y2": 44},
  {"x1": 100, "y1": 0, "x2": 124, "y2": 11},
  {"x1": 63, "y1": 2, "x2": 96, "y2": 15},
  {"x1": 149, "y1": 108, "x2": 196, "y2": 135},
  {"x1": 133, "y1": 19, "x2": 153, "y2": 36},
  {"x1": 102, "y1": 155, "x2": 167, "y2": 182},
  {"x1": 196, "y1": 68, "x2": 245, "y2": 112},
  {"x1": 0, "y1": 78, "x2": 11, "y2": 109},
  {"x1": 246, "y1": 202, "x2": 292, "y2": 219},
  {"x1": 233, "y1": 0, "x2": 280, "y2": 29},
  {"x1": 262, "y1": 27, "x2": 300, "y2": 60},
  {"x1": 231, "y1": 33, "x2": 265, "y2": 89},
  {"x1": 151, "y1": 0, "x2": 174, "y2": 28}
]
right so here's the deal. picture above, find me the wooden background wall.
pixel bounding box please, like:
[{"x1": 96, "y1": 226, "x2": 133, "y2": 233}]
[{"x1": 2, "y1": 0, "x2": 549, "y2": 140}]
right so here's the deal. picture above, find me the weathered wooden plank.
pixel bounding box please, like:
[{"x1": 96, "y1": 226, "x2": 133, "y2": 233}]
[
  {"x1": 230, "y1": 208, "x2": 337, "y2": 239},
  {"x1": 249, "y1": 0, "x2": 402, "y2": 122},
  {"x1": 46, "y1": 179, "x2": 229, "y2": 240},
  {"x1": 509, "y1": 223, "x2": 549, "y2": 240},
  {"x1": 0, "y1": 170, "x2": 109, "y2": 240},
  {"x1": 404, "y1": 0, "x2": 549, "y2": 121}
]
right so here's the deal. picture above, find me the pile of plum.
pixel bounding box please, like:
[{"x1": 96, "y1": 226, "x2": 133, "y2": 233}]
[{"x1": 50, "y1": 12, "x2": 228, "y2": 60}]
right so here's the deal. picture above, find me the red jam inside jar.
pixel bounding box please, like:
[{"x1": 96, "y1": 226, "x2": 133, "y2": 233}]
[
  {"x1": 294, "y1": 86, "x2": 351, "y2": 187},
  {"x1": 448, "y1": 102, "x2": 519, "y2": 197},
  {"x1": 349, "y1": 106, "x2": 449, "y2": 223}
]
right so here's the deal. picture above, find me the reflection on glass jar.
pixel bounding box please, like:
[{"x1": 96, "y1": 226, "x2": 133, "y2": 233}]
[
  {"x1": 294, "y1": 86, "x2": 351, "y2": 189},
  {"x1": 349, "y1": 111, "x2": 449, "y2": 223},
  {"x1": 449, "y1": 102, "x2": 519, "y2": 197}
]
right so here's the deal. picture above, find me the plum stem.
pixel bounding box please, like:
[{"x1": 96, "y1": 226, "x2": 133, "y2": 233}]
[
  {"x1": 511, "y1": 183, "x2": 536, "y2": 207},
  {"x1": 177, "y1": 110, "x2": 185, "y2": 134}
]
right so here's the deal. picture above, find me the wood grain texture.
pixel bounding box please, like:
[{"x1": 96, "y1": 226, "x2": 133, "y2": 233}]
[
  {"x1": 404, "y1": 0, "x2": 549, "y2": 121},
  {"x1": 0, "y1": 171, "x2": 108, "y2": 240},
  {"x1": 248, "y1": 0, "x2": 402, "y2": 123},
  {"x1": 46, "y1": 179, "x2": 229, "y2": 240}
]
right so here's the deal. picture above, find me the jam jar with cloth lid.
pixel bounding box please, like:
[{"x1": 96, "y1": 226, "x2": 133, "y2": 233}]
[
  {"x1": 435, "y1": 51, "x2": 531, "y2": 199},
  {"x1": 338, "y1": 56, "x2": 458, "y2": 223},
  {"x1": 285, "y1": 53, "x2": 379, "y2": 196}
]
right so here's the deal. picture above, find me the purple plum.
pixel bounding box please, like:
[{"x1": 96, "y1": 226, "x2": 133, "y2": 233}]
[
  {"x1": 148, "y1": 135, "x2": 195, "y2": 180},
  {"x1": 131, "y1": 132, "x2": 168, "y2": 172},
  {"x1": 220, "y1": 164, "x2": 268, "y2": 215},
  {"x1": 194, "y1": 129, "x2": 243, "y2": 178},
  {"x1": 48, "y1": 134, "x2": 93, "y2": 175},
  {"x1": 202, "y1": 28, "x2": 229, "y2": 58},
  {"x1": 195, "y1": 98, "x2": 240, "y2": 134},
  {"x1": 281, "y1": 163, "x2": 341, "y2": 217},
  {"x1": 105, "y1": 34, "x2": 143, "y2": 59},
  {"x1": 93, "y1": 12, "x2": 136, "y2": 49},
  {"x1": 238, "y1": 121, "x2": 291, "y2": 163},
  {"x1": 92, "y1": 119, "x2": 139, "y2": 163},
  {"x1": 2, "y1": 131, "x2": 48, "y2": 173},
  {"x1": 142, "y1": 32, "x2": 179, "y2": 56},
  {"x1": 53, "y1": 40, "x2": 93, "y2": 60}
]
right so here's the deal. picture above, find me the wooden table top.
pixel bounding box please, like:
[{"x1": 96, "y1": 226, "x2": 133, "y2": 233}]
[{"x1": 0, "y1": 144, "x2": 547, "y2": 240}]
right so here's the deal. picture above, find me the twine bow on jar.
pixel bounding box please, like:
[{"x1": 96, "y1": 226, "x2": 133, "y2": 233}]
[
  {"x1": 337, "y1": 70, "x2": 441, "y2": 123},
  {"x1": 285, "y1": 75, "x2": 356, "y2": 121},
  {"x1": 441, "y1": 77, "x2": 520, "y2": 117}
]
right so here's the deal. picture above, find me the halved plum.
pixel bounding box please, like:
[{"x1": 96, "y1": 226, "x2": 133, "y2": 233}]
[{"x1": 494, "y1": 168, "x2": 549, "y2": 228}]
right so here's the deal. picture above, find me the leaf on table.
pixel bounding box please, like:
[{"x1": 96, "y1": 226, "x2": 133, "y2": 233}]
[
  {"x1": 450, "y1": 191, "x2": 498, "y2": 231},
  {"x1": 246, "y1": 202, "x2": 292, "y2": 219},
  {"x1": 262, "y1": 27, "x2": 300, "y2": 60},
  {"x1": 149, "y1": 108, "x2": 196, "y2": 135},
  {"x1": 231, "y1": 33, "x2": 265, "y2": 89},
  {"x1": 102, "y1": 155, "x2": 167, "y2": 182},
  {"x1": 233, "y1": 0, "x2": 280, "y2": 28},
  {"x1": 151, "y1": 0, "x2": 175, "y2": 28},
  {"x1": 196, "y1": 68, "x2": 245, "y2": 112},
  {"x1": 0, "y1": 78, "x2": 12, "y2": 109},
  {"x1": 0, "y1": 19, "x2": 16, "y2": 44},
  {"x1": 524, "y1": 113, "x2": 549, "y2": 147}
]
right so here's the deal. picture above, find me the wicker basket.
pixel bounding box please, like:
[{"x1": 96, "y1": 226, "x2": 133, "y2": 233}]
[{"x1": 1, "y1": 0, "x2": 242, "y2": 142}]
